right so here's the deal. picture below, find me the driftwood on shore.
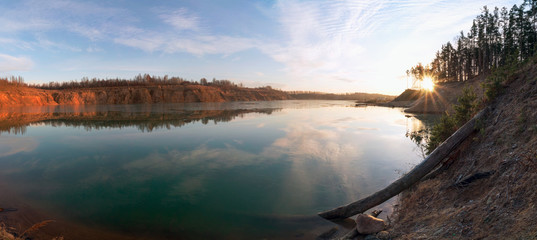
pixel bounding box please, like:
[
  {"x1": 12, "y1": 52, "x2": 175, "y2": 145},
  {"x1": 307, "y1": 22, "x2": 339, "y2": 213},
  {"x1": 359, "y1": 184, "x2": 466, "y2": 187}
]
[{"x1": 318, "y1": 107, "x2": 490, "y2": 220}]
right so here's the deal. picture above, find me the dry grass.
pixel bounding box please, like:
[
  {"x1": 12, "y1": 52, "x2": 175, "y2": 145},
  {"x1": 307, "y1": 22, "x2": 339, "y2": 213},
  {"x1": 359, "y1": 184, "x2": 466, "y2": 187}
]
[
  {"x1": 0, "y1": 223, "x2": 16, "y2": 240},
  {"x1": 0, "y1": 221, "x2": 63, "y2": 240}
]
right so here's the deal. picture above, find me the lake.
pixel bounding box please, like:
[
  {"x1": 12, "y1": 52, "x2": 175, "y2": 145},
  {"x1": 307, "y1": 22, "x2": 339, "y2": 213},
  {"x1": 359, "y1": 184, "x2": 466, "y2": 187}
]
[{"x1": 0, "y1": 100, "x2": 434, "y2": 239}]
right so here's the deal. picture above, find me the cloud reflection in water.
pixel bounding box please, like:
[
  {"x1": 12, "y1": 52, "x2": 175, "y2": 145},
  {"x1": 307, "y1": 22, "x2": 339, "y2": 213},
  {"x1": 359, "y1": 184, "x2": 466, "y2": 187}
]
[{"x1": 0, "y1": 137, "x2": 38, "y2": 158}]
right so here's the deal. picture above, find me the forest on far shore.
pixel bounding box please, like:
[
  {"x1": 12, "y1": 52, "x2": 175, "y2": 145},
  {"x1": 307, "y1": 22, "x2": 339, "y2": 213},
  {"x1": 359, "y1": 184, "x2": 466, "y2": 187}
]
[
  {"x1": 0, "y1": 75, "x2": 393, "y2": 102},
  {"x1": 0, "y1": 74, "x2": 257, "y2": 91}
]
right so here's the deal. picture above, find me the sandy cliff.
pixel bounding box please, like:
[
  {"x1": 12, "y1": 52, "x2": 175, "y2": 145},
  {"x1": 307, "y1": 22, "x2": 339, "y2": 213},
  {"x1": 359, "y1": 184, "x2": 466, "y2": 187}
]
[
  {"x1": 0, "y1": 85, "x2": 291, "y2": 107},
  {"x1": 0, "y1": 87, "x2": 57, "y2": 106}
]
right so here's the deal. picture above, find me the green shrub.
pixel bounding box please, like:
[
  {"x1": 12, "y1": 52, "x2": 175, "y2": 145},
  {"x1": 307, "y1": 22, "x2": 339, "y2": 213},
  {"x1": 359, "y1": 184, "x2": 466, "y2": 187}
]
[
  {"x1": 453, "y1": 87, "x2": 478, "y2": 125},
  {"x1": 483, "y1": 76, "x2": 502, "y2": 102},
  {"x1": 482, "y1": 58, "x2": 518, "y2": 102},
  {"x1": 426, "y1": 114, "x2": 457, "y2": 154},
  {"x1": 425, "y1": 87, "x2": 479, "y2": 154}
]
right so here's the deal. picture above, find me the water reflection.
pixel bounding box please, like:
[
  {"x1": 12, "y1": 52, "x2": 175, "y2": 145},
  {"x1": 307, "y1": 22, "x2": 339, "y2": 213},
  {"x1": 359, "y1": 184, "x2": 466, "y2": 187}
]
[
  {"x1": 403, "y1": 113, "x2": 441, "y2": 158},
  {"x1": 403, "y1": 113, "x2": 440, "y2": 135},
  {"x1": 264, "y1": 121, "x2": 365, "y2": 214},
  {"x1": 0, "y1": 101, "x2": 438, "y2": 239},
  {"x1": 0, "y1": 136, "x2": 38, "y2": 157},
  {"x1": 0, "y1": 104, "x2": 281, "y2": 134}
]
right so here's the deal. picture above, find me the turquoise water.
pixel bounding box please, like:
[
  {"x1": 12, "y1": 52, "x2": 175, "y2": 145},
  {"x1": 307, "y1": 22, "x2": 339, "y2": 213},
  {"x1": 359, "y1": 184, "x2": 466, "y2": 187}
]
[{"x1": 0, "y1": 101, "x2": 432, "y2": 239}]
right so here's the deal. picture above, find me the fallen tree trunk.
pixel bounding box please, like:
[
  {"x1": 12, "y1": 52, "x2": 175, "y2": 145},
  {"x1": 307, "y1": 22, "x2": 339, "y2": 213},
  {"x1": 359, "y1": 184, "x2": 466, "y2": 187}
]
[{"x1": 318, "y1": 107, "x2": 490, "y2": 220}]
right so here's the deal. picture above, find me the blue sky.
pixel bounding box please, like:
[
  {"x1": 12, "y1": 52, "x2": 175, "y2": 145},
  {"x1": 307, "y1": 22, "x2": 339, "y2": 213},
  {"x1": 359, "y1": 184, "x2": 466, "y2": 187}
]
[{"x1": 0, "y1": 0, "x2": 520, "y2": 94}]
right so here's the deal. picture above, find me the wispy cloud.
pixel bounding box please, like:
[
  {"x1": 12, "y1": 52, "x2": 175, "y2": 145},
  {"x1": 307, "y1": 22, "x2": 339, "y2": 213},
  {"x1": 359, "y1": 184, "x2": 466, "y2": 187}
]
[
  {"x1": 0, "y1": 0, "x2": 131, "y2": 49},
  {"x1": 35, "y1": 36, "x2": 83, "y2": 52},
  {"x1": 113, "y1": 31, "x2": 258, "y2": 56},
  {"x1": 158, "y1": 8, "x2": 200, "y2": 31},
  {"x1": 86, "y1": 45, "x2": 103, "y2": 53},
  {"x1": 377, "y1": 0, "x2": 517, "y2": 35},
  {"x1": 163, "y1": 35, "x2": 258, "y2": 55},
  {"x1": 253, "y1": 0, "x2": 383, "y2": 89},
  {"x1": 114, "y1": 36, "x2": 165, "y2": 53},
  {"x1": 0, "y1": 54, "x2": 34, "y2": 71},
  {"x1": 0, "y1": 38, "x2": 34, "y2": 50},
  {"x1": 110, "y1": 6, "x2": 259, "y2": 56}
]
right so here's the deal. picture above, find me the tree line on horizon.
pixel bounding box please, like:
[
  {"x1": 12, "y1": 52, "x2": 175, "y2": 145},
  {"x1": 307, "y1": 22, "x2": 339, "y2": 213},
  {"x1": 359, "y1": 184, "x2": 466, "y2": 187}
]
[
  {"x1": 35, "y1": 74, "x2": 249, "y2": 90},
  {"x1": 407, "y1": 0, "x2": 537, "y2": 83},
  {"x1": 0, "y1": 74, "x2": 279, "y2": 91},
  {"x1": 2, "y1": 75, "x2": 389, "y2": 98},
  {"x1": 0, "y1": 76, "x2": 26, "y2": 87}
]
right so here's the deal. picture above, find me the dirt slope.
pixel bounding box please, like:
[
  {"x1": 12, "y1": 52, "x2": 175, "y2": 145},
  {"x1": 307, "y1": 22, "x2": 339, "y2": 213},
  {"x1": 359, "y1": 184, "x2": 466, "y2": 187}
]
[
  {"x1": 0, "y1": 85, "x2": 291, "y2": 107},
  {"x1": 404, "y1": 77, "x2": 484, "y2": 113},
  {"x1": 385, "y1": 77, "x2": 484, "y2": 113},
  {"x1": 391, "y1": 63, "x2": 537, "y2": 239}
]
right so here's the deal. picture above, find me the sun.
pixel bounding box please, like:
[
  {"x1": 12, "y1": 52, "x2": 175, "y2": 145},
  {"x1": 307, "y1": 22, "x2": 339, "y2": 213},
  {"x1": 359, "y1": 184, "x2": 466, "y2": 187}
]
[{"x1": 422, "y1": 77, "x2": 435, "y2": 91}]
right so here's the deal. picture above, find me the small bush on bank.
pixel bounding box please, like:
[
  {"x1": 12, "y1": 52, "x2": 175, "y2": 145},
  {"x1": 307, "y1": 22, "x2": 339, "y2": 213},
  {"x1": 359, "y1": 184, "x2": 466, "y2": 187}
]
[
  {"x1": 453, "y1": 87, "x2": 478, "y2": 125},
  {"x1": 426, "y1": 114, "x2": 457, "y2": 154},
  {"x1": 425, "y1": 87, "x2": 479, "y2": 154}
]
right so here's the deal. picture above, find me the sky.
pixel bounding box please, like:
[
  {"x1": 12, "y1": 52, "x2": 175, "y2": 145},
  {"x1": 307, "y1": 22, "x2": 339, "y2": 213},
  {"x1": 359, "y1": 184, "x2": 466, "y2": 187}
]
[{"x1": 0, "y1": 0, "x2": 521, "y2": 95}]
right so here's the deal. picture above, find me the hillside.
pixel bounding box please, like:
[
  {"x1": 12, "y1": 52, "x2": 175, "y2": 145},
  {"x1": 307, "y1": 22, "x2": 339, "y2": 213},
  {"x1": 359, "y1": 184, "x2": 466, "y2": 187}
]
[
  {"x1": 380, "y1": 89, "x2": 425, "y2": 108},
  {"x1": 404, "y1": 77, "x2": 484, "y2": 113},
  {"x1": 390, "y1": 62, "x2": 537, "y2": 239},
  {"x1": 0, "y1": 84, "x2": 291, "y2": 107},
  {"x1": 384, "y1": 77, "x2": 484, "y2": 113},
  {"x1": 392, "y1": 89, "x2": 424, "y2": 102}
]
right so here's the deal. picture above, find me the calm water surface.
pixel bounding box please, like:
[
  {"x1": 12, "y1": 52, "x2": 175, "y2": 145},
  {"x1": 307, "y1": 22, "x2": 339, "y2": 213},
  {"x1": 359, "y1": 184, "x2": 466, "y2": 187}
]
[{"x1": 0, "y1": 101, "x2": 434, "y2": 239}]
